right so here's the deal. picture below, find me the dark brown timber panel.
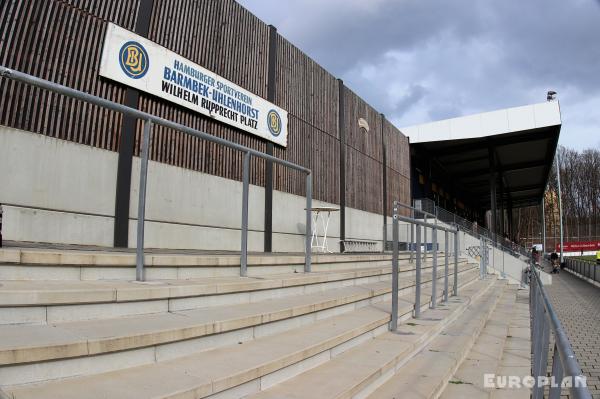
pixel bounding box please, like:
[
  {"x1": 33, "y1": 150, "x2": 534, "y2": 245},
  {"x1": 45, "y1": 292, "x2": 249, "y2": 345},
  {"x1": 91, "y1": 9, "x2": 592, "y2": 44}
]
[{"x1": 0, "y1": 0, "x2": 410, "y2": 214}]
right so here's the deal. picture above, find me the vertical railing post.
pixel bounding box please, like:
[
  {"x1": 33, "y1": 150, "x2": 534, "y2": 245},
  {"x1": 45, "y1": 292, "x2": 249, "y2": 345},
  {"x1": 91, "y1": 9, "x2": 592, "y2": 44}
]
[
  {"x1": 485, "y1": 239, "x2": 489, "y2": 275},
  {"x1": 415, "y1": 223, "x2": 422, "y2": 318},
  {"x1": 240, "y1": 151, "x2": 251, "y2": 277},
  {"x1": 136, "y1": 119, "x2": 152, "y2": 282},
  {"x1": 409, "y1": 214, "x2": 414, "y2": 263},
  {"x1": 533, "y1": 311, "x2": 550, "y2": 399},
  {"x1": 588, "y1": 263, "x2": 591, "y2": 279},
  {"x1": 454, "y1": 229, "x2": 459, "y2": 296},
  {"x1": 391, "y1": 201, "x2": 399, "y2": 331},
  {"x1": 305, "y1": 173, "x2": 312, "y2": 273},
  {"x1": 480, "y1": 237, "x2": 485, "y2": 279},
  {"x1": 531, "y1": 278, "x2": 542, "y2": 399},
  {"x1": 502, "y1": 248, "x2": 505, "y2": 277},
  {"x1": 423, "y1": 214, "x2": 428, "y2": 262},
  {"x1": 549, "y1": 344, "x2": 564, "y2": 399},
  {"x1": 431, "y1": 225, "x2": 437, "y2": 308},
  {"x1": 444, "y1": 230, "x2": 449, "y2": 302},
  {"x1": 405, "y1": 224, "x2": 408, "y2": 254},
  {"x1": 530, "y1": 273, "x2": 536, "y2": 340}
]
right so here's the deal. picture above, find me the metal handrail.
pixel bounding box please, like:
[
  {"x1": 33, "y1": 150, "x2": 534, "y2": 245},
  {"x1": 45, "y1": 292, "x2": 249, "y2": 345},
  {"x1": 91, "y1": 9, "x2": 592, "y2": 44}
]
[
  {"x1": 530, "y1": 266, "x2": 591, "y2": 399},
  {"x1": 394, "y1": 201, "x2": 437, "y2": 263},
  {"x1": 414, "y1": 197, "x2": 531, "y2": 258},
  {"x1": 395, "y1": 201, "x2": 437, "y2": 220},
  {"x1": 0, "y1": 66, "x2": 313, "y2": 279},
  {"x1": 395, "y1": 213, "x2": 453, "y2": 233},
  {"x1": 390, "y1": 201, "x2": 459, "y2": 330}
]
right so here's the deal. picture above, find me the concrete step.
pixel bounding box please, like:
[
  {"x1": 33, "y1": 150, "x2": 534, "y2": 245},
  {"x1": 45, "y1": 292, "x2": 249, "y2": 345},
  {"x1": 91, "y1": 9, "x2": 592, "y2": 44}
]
[
  {"x1": 361, "y1": 279, "x2": 507, "y2": 399},
  {"x1": 2, "y1": 273, "x2": 488, "y2": 399},
  {"x1": 439, "y1": 287, "x2": 530, "y2": 399},
  {"x1": 0, "y1": 259, "x2": 470, "y2": 325},
  {"x1": 0, "y1": 267, "x2": 480, "y2": 386},
  {"x1": 0, "y1": 248, "x2": 447, "y2": 280},
  {"x1": 242, "y1": 279, "x2": 503, "y2": 399}
]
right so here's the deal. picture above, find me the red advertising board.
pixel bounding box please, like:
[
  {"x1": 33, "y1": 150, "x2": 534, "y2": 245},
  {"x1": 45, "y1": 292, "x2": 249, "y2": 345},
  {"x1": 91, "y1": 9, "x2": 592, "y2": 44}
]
[{"x1": 556, "y1": 241, "x2": 600, "y2": 252}]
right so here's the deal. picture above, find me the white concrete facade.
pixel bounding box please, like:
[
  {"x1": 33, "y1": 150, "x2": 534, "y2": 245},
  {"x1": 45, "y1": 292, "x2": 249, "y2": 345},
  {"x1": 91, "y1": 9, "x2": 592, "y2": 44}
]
[{"x1": 0, "y1": 127, "x2": 387, "y2": 252}]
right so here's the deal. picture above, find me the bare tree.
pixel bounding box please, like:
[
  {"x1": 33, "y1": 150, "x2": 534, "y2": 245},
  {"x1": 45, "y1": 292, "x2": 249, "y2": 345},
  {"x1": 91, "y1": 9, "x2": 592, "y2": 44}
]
[{"x1": 516, "y1": 145, "x2": 600, "y2": 251}]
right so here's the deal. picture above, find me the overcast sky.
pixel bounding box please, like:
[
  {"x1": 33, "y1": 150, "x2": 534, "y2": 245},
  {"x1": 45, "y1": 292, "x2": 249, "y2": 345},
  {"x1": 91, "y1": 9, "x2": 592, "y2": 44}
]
[{"x1": 238, "y1": 0, "x2": 600, "y2": 151}]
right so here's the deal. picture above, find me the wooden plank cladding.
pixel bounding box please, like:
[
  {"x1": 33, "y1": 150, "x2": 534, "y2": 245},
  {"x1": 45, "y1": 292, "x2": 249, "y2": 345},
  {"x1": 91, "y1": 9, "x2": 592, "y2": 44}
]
[
  {"x1": 0, "y1": 0, "x2": 410, "y2": 215},
  {"x1": 0, "y1": 0, "x2": 129, "y2": 152},
  {"x1": 275, "y1": 35, "x2": 339, "y2": 139},
  {"x1": 344, "y1": 86, "x2": 384, "y2": 162}
]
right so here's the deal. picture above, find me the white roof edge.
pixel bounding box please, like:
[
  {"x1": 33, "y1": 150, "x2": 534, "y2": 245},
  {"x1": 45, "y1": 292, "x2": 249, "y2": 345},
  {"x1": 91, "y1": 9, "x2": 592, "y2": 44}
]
[{"x1": 403, "y1": 101, "x2": 562, "y2": 144}]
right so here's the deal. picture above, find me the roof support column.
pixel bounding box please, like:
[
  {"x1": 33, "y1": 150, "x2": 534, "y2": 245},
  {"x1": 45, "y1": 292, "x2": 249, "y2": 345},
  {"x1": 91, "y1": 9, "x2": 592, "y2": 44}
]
[
  {"x1": 488, "y1": 146, "x2": 498, "y2": 245},
  {"x1": 507, "y1": 197, "x2": 513, "y2": 240},
  {"x1": 499, "y1": 178, "x2": 505, "y2": 238}
]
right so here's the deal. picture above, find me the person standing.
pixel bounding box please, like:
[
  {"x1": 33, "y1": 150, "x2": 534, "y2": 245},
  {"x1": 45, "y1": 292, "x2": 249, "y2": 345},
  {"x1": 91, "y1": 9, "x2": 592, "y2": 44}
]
[{"x1": 550, "y1": 252, "x2": 559, "y2": 273}]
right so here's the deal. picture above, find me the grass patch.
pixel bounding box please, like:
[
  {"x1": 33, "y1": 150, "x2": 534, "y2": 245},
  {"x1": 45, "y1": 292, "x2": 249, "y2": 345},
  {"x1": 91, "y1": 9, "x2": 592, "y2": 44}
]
[
  {"x1": 449, "y1": 380, "x2": 472, "y2": 385},
  {"x1": 405, "y1": 322, "x2": 418, "y2": 326}
]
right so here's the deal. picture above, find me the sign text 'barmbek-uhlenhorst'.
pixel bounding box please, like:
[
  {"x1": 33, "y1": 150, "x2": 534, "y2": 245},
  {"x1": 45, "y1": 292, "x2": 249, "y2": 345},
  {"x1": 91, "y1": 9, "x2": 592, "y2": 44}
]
[{"x1": 100, "y1": 23, "x2": 288, "y2": 147}]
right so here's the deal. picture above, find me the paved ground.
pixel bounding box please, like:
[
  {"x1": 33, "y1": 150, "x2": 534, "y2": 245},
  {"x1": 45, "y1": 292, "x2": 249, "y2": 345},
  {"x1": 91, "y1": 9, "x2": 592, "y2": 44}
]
[{"x1": 545, "y1": 267, "x2": 600, "y2": 398}]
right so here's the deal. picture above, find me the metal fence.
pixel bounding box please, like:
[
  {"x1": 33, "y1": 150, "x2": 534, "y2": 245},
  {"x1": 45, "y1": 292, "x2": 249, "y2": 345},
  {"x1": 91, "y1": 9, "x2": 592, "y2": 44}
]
[
  {"x1": 0, "y1": 66, "x2": 313, "y2": 280},
  {"x1": 530, "y1": 266, "x2": 591, "y2": 399},
  {"x1": 565, "y1": 258, "x2": 599, "y2": 283}
]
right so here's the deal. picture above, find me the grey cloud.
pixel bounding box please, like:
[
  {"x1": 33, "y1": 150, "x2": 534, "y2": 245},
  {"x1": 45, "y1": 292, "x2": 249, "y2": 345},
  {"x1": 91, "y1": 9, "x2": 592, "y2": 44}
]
[{"x1": 239, "y1": 0, "x2": 600, "y2": 150}]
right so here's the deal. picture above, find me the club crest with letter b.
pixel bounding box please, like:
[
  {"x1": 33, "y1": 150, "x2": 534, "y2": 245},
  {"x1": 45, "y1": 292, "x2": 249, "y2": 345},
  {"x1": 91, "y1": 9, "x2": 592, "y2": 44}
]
[
  {"x1": 267, "y1": 109, "x2": 282, "y2": 137},
  {"x1": 119, "y1": 41, "x2": 149, "y2": 79}
]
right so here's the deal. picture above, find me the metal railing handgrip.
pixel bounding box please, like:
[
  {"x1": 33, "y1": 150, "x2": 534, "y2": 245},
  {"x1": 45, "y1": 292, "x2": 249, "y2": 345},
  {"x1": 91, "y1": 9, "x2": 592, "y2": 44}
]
[
  {"x1": 0, "y1": 67, "x2": 310, "y2": 174},
  {"x1": 0, "y1": 66, "x2": 314, "y2": 280},
  {"x1": 531, "y1": 269, "x2": 591, "y2": 399},
  {"x1": 394, "y1": 201, "x2": 437, "y2": 219},
  {"x1": 394, "y1": 214, "x2": 457, "y2": 234}
]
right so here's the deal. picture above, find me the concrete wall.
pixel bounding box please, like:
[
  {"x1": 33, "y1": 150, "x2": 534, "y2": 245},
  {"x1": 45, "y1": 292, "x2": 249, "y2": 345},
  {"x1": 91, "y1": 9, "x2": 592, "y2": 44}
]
[
  {"x1": 457, "y1": 227, "x2": 552, "y2": 286},
  {"x1": 0, "y1": 127, "x2": 388, "y2": 252}
]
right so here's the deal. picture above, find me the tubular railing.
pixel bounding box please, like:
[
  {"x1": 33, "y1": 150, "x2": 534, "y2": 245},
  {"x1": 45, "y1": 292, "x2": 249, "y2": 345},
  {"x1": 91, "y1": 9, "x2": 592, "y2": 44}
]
[
  {"x1": 414, "y1": 198, "x2": 531, "y2": 259},
  {"x1": 389, "y1": 200, "x2": 459, "y2": 330},
  {"x1": 410, "y1": 200, "x2": 532, "y2": 285},
  {"x1": 565, "y1": 257, "x2": 598, "y2": 283},
  {"x1": 0, "y1": 66, "x2": 313, "y2": 280},
  {"x1": 410, "y1": 203, "x2": 590, "y2": 397},
  {"x1": 394, "y1": 201, "x2": 437, "y2": 263},
  {"x1": 530, "y1": 266, "x2": 591, "y2": 399}
]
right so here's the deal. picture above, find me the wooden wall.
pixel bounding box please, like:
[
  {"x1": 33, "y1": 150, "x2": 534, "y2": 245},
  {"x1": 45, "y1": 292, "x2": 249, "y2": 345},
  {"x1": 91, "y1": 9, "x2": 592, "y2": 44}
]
[{"x1": 0, "y1": 0, "x2": 410, "y2": 216}]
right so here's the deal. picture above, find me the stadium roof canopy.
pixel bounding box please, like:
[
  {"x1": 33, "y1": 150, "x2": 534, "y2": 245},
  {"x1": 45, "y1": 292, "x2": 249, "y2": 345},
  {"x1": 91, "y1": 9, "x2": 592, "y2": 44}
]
[{"x1": 403, "y1": 101, "x2": 562, "y2": 210}]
